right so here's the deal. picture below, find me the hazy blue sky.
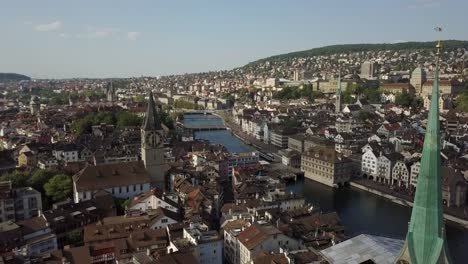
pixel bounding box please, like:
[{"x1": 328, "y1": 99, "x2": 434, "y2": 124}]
[{"x1": 0, "y1": 0, "x2": 467, "y2": 78}]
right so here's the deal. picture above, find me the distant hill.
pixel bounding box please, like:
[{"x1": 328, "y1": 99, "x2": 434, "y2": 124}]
[
  {"x1": 244, "y1": 40, "x2": 468, "y2": 67},
  {"x1": 0, "y1": 73, "x2": 31, "y2": 81}
]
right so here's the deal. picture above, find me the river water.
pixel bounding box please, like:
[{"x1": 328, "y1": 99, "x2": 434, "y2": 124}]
[{"x1": 183, "y1": 114, "x2": 468, "y2": 263}]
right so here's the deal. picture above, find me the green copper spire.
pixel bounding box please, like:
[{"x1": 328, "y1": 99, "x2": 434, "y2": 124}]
[{"x1": 395, "y1": 38, "x2": 451, "y2": 264}]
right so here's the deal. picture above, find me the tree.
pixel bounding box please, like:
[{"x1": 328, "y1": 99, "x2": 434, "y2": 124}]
[
  {"x1": 116, "y1": 111, "x2": 143, "y2": 128},
  {"x1": 395, "y1": 91, "x2": 412, "y2": 107},
  {"x1": 114, "y1": 198, "x2": 131, "y2": 215},
  {"x1": 342, "y1": 88, "x2": 355, "y2": 104},
  {"x1": 359, "y1": 111, "x2": 371, "y2": 121},
  {"x1": 456, "y1": 90, "x2": 468, "y2": 112},
  {"x1": 0, "y1": 170, "x2": 29, "y2": 188},
  {"x1": 70, "y1": 112, "x2": 115, "y2": 135},
  {"x1": 134, "y1": 95, "x2": 145, "y2": 103},
  {"x1": 30, "y1": 169, "x2": 56, "y2": 192},
  {"x1": 66, "y1": 229, "x2": 83, "y2": 247},
  {"x1": 159, "y1": 111, "x2": 174, "y2": 129},
  {"x1": 44, "y1": 174, "x2": 72, "y2": 202},
  {"x1": 174, "y1": 99, "x2": 203, "y2": 110}
]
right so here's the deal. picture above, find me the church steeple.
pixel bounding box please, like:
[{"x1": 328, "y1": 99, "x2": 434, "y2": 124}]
[
  {"x1": 142, "y1": 91, "x2": 162, "y2": 131},
  {"x1": 106, "y1": 81, "x2": 115, "y2": 102},
  {"x1": 335, "y1": 70, "x2": 342, "y2": 113},
  {"x1": 395, "y1": 33, "x2": 451, "y2": 264}
]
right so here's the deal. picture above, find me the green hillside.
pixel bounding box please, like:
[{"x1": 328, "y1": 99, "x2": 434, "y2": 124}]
[
  {"x1": 0, "y1": 73, "x2": 31, "y2": 81},
  {"x1": 244, "y1": 40, "x2": 468, "y2": 67}
]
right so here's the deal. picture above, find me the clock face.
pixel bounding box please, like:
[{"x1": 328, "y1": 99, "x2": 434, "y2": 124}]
[{"x1": 145, "y1": 131, "x2": 163, "y2": 147}]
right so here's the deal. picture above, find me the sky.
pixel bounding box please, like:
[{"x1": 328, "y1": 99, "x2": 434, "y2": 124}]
[{"x1": 0, "y1": 0, "x2": 467, "y2": 79}]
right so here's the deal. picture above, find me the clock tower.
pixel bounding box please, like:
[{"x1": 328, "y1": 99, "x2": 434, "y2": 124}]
[{"x1": 141, "y1": 91, "x2": 166, "y2": 187}]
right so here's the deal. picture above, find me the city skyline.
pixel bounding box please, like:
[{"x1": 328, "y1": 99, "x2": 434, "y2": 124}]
[{"x1": 1, "y1": 0, "x2": 467, "y2": 79}]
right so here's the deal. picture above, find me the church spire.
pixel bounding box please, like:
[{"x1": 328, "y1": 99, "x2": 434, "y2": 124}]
[
  {"x1": 395, "y1": 30, "x2": 451, "y2": 264},
  {"x1": 142, "y1": 91, "x2": 162, "y2": 131},
  {"x1": 335, "y1": 70, "x2": 342, "y2": 113}
]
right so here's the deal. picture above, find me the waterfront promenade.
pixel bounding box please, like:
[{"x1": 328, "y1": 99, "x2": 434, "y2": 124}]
[
  {"x1": 217, "y1": 112, "x2": 281, "y2": 156},
  {"x1": 352, "y1": 179, "x2": 468, "y2": 228}
]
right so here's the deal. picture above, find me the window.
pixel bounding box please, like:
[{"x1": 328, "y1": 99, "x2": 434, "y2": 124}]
[
  {"x1": 126, "y1": 186, "x2": 129, "y2": 192},
  {"x1": 119, "y1": 187, "x2": 122, "y2": 193},
  {"x1": 133, "y1": 185, "x2": 136, "y2": 192},
  {"x1": 161, "y1": 218, "x2": 168, "y2": 223},
  {"x1": 140, "y1": 184, "x2": 143, "y2": 191}
]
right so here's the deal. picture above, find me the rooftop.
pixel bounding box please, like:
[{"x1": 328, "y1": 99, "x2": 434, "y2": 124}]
[{"x1": 320, "y1": 234, "x2": 403, "y2": 264}]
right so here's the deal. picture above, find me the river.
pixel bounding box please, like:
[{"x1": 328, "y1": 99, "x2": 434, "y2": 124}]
[{"x1": 183, "y1": 114, "x2": 468, "y2": 263}]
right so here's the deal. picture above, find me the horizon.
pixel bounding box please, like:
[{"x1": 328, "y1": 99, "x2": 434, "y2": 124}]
[
  {"x1": 4, "y1": 39, "x2": 466, "y2": 81},
  {"x1": 1, "y1": 0, "x2": 468, "y2": 79}
]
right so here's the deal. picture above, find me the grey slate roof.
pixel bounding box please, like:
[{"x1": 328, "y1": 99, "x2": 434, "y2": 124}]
[{"x1": 320, "y1": 234, "x2": 404, "y2": 264}]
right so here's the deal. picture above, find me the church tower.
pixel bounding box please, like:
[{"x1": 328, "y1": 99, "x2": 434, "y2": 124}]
[
  {"x1": 141, "y1": 91, "x2": 166, "y2": 187},
  {"x1": 394, "y1": 37, "x2": 451, "y2": 264},
  {"x1": 106, "y1": 81, "x2": 115, "y2": 102},
  {"x1": 30, "y1": 95, "x2": 40, "y2": 115},
  {"x1": 335, "y1": 71, "x2": 342, "y2": 113}
]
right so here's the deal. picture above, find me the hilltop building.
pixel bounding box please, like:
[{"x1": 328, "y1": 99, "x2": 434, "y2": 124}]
[
  {"x1": 410, "y1": 67, "x2": 426, "y2": 94},
  {"x1": 360, "y1": 61, "x2": 379, "y2": 79}
]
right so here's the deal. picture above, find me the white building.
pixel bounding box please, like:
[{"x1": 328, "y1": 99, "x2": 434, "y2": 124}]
[
  {"x1": 129, "y1": 188, "x2": 179, "y2": 213},
  {"x1": 377, "y1": 153, "x2": 403, "y2": 184},
  {"x1": 410, "y1": 161, "x2": 421, "y2": 188},
  {"x1": 223, "y1": 219, "x2": 249, "y2": 264},
  {"x1": 237, "y1": 223, "x2": 300, "y2": 264},
  {"x1": 0, "y1": 181, "x2": 42, "y2": 222},
  {"x1": 72, "y1": 161, "x2": 151, "y2": 203},
  {"x1": 183, "y1": 226, "x2": 223, "y2": 264},
  {"x1": 52, "y1": 144, "x2": 79, "y2": 163},
  {"x1": 392, "y1": 160, "x2": 410, "y2": 187},
  {"x1": 361, "y1": 150, "x2": 379, "y2": 178}
]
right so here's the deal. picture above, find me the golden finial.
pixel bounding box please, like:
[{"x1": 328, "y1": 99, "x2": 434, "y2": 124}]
[{"x1": 434, "y1": 26, "x2": 443, "y2": 56}]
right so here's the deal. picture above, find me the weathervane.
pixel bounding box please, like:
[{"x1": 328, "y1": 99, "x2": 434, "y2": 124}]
[{"x1": 434, "y1": 26, "x2": 443, "y2": 67}]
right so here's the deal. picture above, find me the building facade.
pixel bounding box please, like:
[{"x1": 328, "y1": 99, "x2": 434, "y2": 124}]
[{"x1": 301, "y1": 146, "x2": 353, "y2": 187}]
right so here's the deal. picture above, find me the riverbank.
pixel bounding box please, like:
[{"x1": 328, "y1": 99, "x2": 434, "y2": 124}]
[
  {"x1": 186, "y1": 113, "x2": 468, "y2": 262},
  {"x1": 350, "y1": 181, "x2": 468, "y2": 229}
]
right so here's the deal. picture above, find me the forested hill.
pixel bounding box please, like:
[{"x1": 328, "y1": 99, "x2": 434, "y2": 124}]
[
  {"x1": 0, "y1": 73, "x2": 31, "y2": 81},
  {"x1": 244, "y1": 40, "x2": 468, "y2": 67}
]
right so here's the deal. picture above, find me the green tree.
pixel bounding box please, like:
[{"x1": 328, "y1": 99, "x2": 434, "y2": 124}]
[
  {"x1": 174, "y1": 100, "x2": 203, "y2": 110},
  {"x1": 44, "y1": 174, "x2": 72, "y2": 202},
  {"x1": 116, "y1": 111, "x2": 143, "y2": 128},
  {"x1": 134, "y1": 95, "x2": 145, "y2": 103},
  {"x1": 359, "y1": 111, "x2": 371, "y2": 121},
  {"x1": 456, "y1": 90, "x2": 468, "y2": 112},
  {"x1": 0, "y1": 170, "x2": 29, "y2": 187},
  {"x1": 363, "y1": 88, "x2": 381, "y2": 103},
  {"x1": 114, "y1": 198, "x2": 131, "y2": 215},
  {"x1": 342, "y1": 88, "x2": 355, "y2": 104},
  {"x1": 159, "y1": 111, "x2": 174, "y2": 129},
  {"x1": 395, "y1": 91, "x2": 412, "y2": 107},
  {"x1": 30, "y1": 169, "x2": 56, "y2": 192},
  {"x1": 66, "y1": 230, "x2": 83, "y2": 247},
  {"x1": 70, "y1": 112, "x2": 115, "y2": 135}
]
